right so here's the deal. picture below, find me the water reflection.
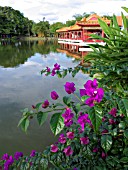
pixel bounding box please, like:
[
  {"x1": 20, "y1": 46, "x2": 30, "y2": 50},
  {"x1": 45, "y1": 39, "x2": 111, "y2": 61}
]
[
  {"x1": 0, "y1": 40, "x2": 59, "y2": 68},
  {"x1": 0, "y1": 40, "x2": 89, "y2": 156},
  {"x1": 57, "y1": 43, "x2": 90, "y2": 66}
]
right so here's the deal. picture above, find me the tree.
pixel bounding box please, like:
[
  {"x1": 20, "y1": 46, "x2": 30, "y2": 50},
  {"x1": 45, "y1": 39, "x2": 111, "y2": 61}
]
[
  {"x1": 50, "y1": 22, "x2": 65, "y2": 36},
  {"x1": 32, "y1": 20, "x2": 50, "y2": 37},
  {"x1": 0, "y1": 6, "x2": 34, "y2": 36}
]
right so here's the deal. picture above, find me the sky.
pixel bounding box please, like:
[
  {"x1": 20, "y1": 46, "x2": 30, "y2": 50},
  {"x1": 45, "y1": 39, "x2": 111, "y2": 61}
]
[{"x1": 0, "y1": 0, "x2": 128, "y2": 23}]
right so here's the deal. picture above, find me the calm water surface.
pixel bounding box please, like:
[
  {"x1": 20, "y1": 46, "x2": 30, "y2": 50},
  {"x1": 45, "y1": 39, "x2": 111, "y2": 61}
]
[{"x1": 0, "y1": 40, "x2": 89, "y2": 156}]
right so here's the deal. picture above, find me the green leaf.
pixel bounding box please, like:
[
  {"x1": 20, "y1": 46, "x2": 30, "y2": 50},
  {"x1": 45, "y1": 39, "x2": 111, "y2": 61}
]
[
  {"x1": 72, "y1": 69, "x2": 79, "y2": 77},
  {"x1": 124, "y1": 130, "x2": 128, "y2": 139},
  {"x1": 101, "y1": 135, "x2": 112, "y2": 152},
  {"x1": 63, "y1": 96, "x2": 71, "y2": 106},
  {"x1": 122, "y1": 7, "x2": 128, "y2": 13},
  {"x1": 98, "y1": 18, "x2": 110, "y2": 35},
  {"x1": 88, "y1": 107, "x2": 102, "y2": 132},
  {"x1": 121, "y1": 12, "x2": 128, "y2": 32},
  {"x1": 122, "y1": 99, "x2": 128, "y2": 117},
  {"x1": 40, "y1": 158, "x2": 48, "y2": 169},
  {"x1": 62, "y1": 69, "x2": 67, "y2": 78},
  {"x1": 81, "y1": 95, "x2": 89, "y2": 102},
  {"x1": 50, "y1": 112, "x2": 64, "y2": 135},
  {"x1": 20, "y1": 118, "x2": 30, "y2": 132},
  {"x1": 37, "y1": 111, "x2": 48, "y2": 126},
  {"x1": 120, "y1": 157, "x2": 128, "y2": 163},
  {"x1": 35, "y1": 102, "x2": 42, "y2": 109},
  {"x1": 123, "y1": 147, "x2": 128, "y2": 156},
  {"x1": 117, "y1": 98, "x2": 128, "y2": 117},
  {"x1": 18, "y1": 116, "x2": 27, "y2": 127},
  {"x1": 56, "y1": 71, "x2": 62, "y2": 78}
]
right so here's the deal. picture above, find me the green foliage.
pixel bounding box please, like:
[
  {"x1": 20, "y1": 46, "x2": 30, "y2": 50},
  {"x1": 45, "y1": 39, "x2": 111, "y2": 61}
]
[
  {"x1": 0, "y1": 6, "x2": 34, "y2": 35},
  {"x1": 50, "y1": 112, "x2": 64, "y2": 135},
  {"x1": 32, "y1": 20, "x2": 50, "y2": 37},
  {"x1": 88, "y1": 107, "x2": 102, "y2": 132},
  {"x1": 50, "y1": 22, "x2": 65, "y2": 34},
  {"x1": 37, "y1": 111, "x2": 48, "y2": 126}
]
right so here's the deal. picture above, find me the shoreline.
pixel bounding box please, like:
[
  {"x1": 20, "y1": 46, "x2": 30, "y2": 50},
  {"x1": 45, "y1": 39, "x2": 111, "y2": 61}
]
[{"x1": 20, "y1": 36, "x2": 58, "y2": 41}]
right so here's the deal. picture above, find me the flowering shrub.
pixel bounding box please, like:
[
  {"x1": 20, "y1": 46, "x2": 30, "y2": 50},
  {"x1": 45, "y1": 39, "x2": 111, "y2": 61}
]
[
  {"x1": 0, "y1": 77, "x2": 127, "y2": 169},
  {"x1": 0, "y1": 8, "x2": 128, "y2": 170}
]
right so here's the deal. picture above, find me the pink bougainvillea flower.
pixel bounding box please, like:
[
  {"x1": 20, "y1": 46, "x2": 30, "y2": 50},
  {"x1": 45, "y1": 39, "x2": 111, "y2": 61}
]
[
  {"x1": 101, "y1": 152, "x2": 107, "y2": 159},
  {"x1": 14, "y1": 152, "x2": 23, "y2": 160},
  {"x1": 84, "y1": 79, "x2": 98, "y2": 89},
  {"x1": 58, "y1": 134, "x2": 66, "y2": 144},
  {"x1": 62, "y1": 108, "x2": 74, "y2": 120},
  {"x1": 30, "y1": 150, "x2": 36, "y2": 157},
  {"x1": 62, "y1": 108, "x2": 74, "y2": 127},
  {"x1": 80, "y1": 79, "x2": 104, "y2": 107},
  {"x1": 85, "y1": 97, "x2": 95, "y2": 107},
  {"x1": 63, "y1": 146, "x2": 73, "y2": 156},
  {"x1": 64, "y1": 82, "x2": 76, "y2": 94},
  {"x1": 80, "y1": 137, "x2": 89, "y2": 145},
  {"x1": 109, "y1": 108, "x2": 117, "y2": 117},
  {"x1": 109, "y1": 119, "x2": 116, "y2": 125},
  {"x1": 64, "y1": 119, "x2": 73, "y2": 127},
  {"x1": 51, "y1": 68, "x2": 56, "y2": 76},
  {"x1": 66, "y1": 131, "x2": 74, "y2": 140},
  {"x1": 54, "y1": 63, "x2": 60, "y2": 70},
  {"x1": 51, "y1": 91, "x2": 59, "y2": 100},
  {"x1": 50, "y1": 144, "x2": 58, "y2": 153},
  {"x1": 46, "y1": 66, "x2": 50, "y2": 72},
  {"x1": 4, "y1": 156, "x2": 14, "y2": 170},
  {"x1": 32, "y1": 105, "x2": 36, "y2": 109},
  {"x1": 77, "y1": 113, "x2": 91, "y2": 131},
  {"x1": 2, "y1": 153, "x2": 9, "y2": 160},
  {"x1": 93, "y1": 147, "x2": 98, "y2": 153},
  {"x1": 102, "y1": 116, "x2": 106, "y2": 122},
  {"x1": 42, "y1": 100, "x2": 49, "y2": 108}
]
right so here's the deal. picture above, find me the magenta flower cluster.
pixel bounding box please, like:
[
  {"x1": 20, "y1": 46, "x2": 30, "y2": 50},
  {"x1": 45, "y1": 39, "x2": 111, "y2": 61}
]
[
  {"x1": 51, "y1": 132, "x2": 74, "y2": 156},
  {"x1": 51, "y1": 63, "x2": 60, "y2": 76},
  {"x1": 64, "y1": 82, "x2": 76, "y2": 94},
  {"x1": 32, "y1": 91, "x2": 59, "y2": 110},
  {"x1": 42, "y1": 99, "x2": 49, "y2": 108},
  {"x1": 51, "y1": 91, "x2": 59, "y2": 100},
  {"x1": 80, "y1": 79, "x2": 104, "y2": 107},
  {"x1": 62, "y1": 108, "x2": 74, "y2": 127},
  {"x1": 1, "y1": 150, "x2": 37, "y2": 170},
  {"x1": 77, "y1": 113, "x2": 91, "y2": 131},
  {"x1": 2, "y1": 152, "x2": 23, "y2": 170},
  {"x1": 45, "y1": 63, "x2": 60, "y2": 76}
]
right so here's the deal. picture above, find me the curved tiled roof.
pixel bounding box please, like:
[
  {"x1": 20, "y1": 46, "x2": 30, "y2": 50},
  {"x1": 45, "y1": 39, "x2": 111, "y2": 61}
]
[
  {"x1": 77, "y1": 13, "x2": 111, "y2": 26},
  {"x1": 68, "y1": 24, "x2": 82, "y2": 31},
  {"x1": 56, "y1": 27, "x2": 69, "y2": 32}
]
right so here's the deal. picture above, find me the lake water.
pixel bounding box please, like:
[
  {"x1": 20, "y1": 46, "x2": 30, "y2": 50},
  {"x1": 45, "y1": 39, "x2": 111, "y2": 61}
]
[{"x1": 0, "y1": 40, "x2": 89, "y2": 157}]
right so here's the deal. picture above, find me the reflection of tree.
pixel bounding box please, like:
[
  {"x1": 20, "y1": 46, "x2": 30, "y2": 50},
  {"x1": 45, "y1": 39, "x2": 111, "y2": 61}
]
[
  {"x1": 0, "y1": 40, "x2": 59, "y2": 68},
  {"x1": 32, "y1": 40, "x2": 59, "y2": 54},
  {"x1": 0, "y1": 42, "x2": 34, "y2": 67}
]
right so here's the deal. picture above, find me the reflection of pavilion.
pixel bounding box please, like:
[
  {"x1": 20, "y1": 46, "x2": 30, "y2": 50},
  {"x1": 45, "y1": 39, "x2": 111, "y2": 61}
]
[{"x1": 57, "y1": 43, "x2": 90, "y2": 66}]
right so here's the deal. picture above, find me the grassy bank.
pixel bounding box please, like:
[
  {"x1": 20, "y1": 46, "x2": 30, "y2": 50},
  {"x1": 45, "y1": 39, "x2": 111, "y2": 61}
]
[{"x1": 21, "y1": 36, "x2": 58, "y2": 41}]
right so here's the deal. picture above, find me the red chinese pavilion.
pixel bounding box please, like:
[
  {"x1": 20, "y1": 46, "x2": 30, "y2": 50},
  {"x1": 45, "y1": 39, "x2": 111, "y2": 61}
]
[{"x1": 56, "y1": 14, "x2": 122, "y2": 43}]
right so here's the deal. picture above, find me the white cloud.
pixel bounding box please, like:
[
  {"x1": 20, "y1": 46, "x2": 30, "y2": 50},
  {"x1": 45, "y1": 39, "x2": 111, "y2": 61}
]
[{"x1": 0, "y1": 0, "x2": 127, "y2": 23}]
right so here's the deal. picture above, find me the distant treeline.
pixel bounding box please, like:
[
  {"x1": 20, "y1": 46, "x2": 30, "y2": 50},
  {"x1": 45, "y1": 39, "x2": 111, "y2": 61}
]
[{"x1": 0, "y1": 6, "x2": 113, "y2": 37}]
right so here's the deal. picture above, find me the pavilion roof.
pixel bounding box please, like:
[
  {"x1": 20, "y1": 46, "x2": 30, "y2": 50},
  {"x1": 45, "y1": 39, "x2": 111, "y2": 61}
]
[
  {"x1": 68, "y1": 24, "x2": 82, "y2": 31},
  {"x1": 76, "y1": 13, "x2": 111, "y2": 26},
  {"x1": 56, "y1": 27, "x2": 69, "y2": 32}
]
